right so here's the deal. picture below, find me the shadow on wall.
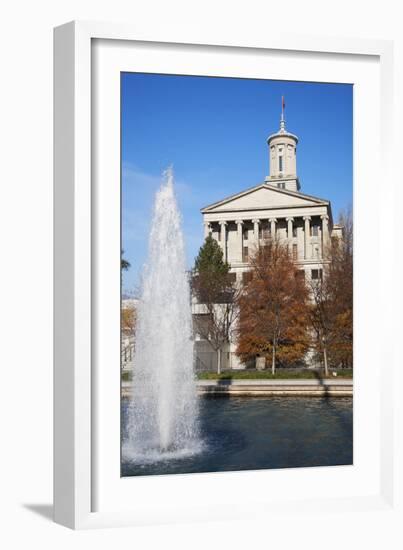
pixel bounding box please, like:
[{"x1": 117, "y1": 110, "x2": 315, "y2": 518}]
[{"x1": 202, "y1": 378, "x2": 234, "y2": 398}]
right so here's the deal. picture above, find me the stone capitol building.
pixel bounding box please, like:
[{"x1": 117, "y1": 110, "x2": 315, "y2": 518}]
[{"x1": 194, "y1": 102, "x2": 343, "y2": 371}]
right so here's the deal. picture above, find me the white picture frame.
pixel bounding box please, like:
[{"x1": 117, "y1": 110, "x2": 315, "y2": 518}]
[{"x1": 54, "y1": 20, "x2": 400, "y2": 533}]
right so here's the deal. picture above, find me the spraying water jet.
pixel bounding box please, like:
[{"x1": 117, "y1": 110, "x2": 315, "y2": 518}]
[{"x1": 123, "y1": 167, "x2": 200, "y2": 463}]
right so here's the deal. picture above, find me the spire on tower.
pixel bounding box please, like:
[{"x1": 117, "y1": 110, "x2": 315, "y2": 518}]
[{"x1": 280, "y1": 95, "x2": 286, "y2": 132}]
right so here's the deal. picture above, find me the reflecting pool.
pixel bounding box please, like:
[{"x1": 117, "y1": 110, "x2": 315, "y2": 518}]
[{"x1": 121, "y1": 396, "x2": 353, "y2": 477}]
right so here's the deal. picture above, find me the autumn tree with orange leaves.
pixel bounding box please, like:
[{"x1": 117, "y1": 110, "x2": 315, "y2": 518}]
[
  {"x1": 309, "y1": 210, "x2": 353, "y2": 372},
  {"x1": 236, "y1": 238, "x2": 310, "y2": 373}
]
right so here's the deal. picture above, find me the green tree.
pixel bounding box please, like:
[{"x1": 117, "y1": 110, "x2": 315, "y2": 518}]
[
  {"x1": 194, "y1": 235, "x2": 230, "y2": 276},
  {"x1": 121, "y1": 249, "x2": 131, "y2": 271},
  {"x1": 192, "y1": 235, "x2": 238, "y2": 374}
]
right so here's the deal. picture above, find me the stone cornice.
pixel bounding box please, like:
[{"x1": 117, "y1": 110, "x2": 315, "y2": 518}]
[
  {"x1": 200, "y1": 182, "x2": 330, "y2": 213},
  {"x1": 203, "y1": 204, "x2": 328, "y2": 214},
  {"x1": 267, "y1": 131, "x2": 299, "y2": 144}
]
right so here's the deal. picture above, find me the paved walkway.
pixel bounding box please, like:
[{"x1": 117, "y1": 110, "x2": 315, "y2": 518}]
[
  {"x1": 197, "y1": 378, "x2": 352, "y2": 396},
  {"x1": 122, "y1": 378, "x2": 353, "y2": 397}
]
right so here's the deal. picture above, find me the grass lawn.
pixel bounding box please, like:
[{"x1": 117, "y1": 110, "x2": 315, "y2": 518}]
[
  {"x1": 122, "y1": 370, "x2": 132, "y2": 382},
  {"x1": 197, "y1": 369, "x2": 353, "y2": 380},
  {"x1": 122, "y1": 369, "x2": 353, "y2": 381}
]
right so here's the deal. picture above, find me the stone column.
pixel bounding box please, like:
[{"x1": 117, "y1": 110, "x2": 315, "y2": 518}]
[
  {"x1": 236, "y1": 220, "x2": 244, "y2": 262},
  {"x1": 269, "y1": 218, "x2": 277, "y2": 239},
  {"x1": 321, "y1": 214, "x2": 329, "y2": 258},
  {"x1": 219, "y1": 221, "x2": 227, "y2": 262},
  {"x1": 286, "y1": 217, "x2": 294, "y2": 251},
  {"x1": 303, "y1": 216, "x2": 311, "y2": 259},
  {"x1": 286, "y1": 217, "x2": 294, "y2": 240},
  {"x1": 252, "y1": 218, "x2": 260, "y2": 246},
  {"x1": 203, "y1": 221, "x2": 211, "y2": 239}
]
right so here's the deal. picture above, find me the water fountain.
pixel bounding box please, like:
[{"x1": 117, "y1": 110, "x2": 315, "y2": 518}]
[
  {"x1": 121, "y1": 168, "x2": 353, "y2": 477},
  {"x1": 123, "y1": 167, "x2": 200, "y2": 463}
]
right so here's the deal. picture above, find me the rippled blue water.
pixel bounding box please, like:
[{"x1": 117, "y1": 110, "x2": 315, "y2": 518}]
[{"x1": 121, "y1": 396, "x2": 353, "y2": 477}]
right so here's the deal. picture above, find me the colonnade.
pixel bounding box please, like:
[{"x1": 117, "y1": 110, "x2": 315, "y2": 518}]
[{"x1": 204, "y1": 214, "x2": 330, "y2": 262}]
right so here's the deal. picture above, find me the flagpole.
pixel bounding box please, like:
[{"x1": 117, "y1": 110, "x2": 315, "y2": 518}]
[{"x1": 280, "y1": 96, "x2": 285, "y2": 131}]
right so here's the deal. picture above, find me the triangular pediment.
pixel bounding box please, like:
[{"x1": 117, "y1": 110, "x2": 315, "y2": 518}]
[{"x1": 201, "y1": 183, "x2": 329, "y2": 213}]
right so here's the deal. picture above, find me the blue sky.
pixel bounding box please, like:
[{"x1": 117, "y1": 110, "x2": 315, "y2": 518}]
[{"x1": 121, "y1": 73, "x2": 352, "y2": 292}]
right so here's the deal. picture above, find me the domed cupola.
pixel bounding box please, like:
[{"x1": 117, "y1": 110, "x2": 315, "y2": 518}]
[{"x1": 265, "y1": 97, "x2": 300, "y2": 191}]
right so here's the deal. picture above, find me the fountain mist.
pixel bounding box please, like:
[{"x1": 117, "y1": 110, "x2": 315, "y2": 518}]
[{"x1": 124, "y1": 168, "x2": 200, "y2": 462}]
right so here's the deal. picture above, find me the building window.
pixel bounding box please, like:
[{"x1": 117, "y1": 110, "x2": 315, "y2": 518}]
[
  {"x1": 292, "y1": 226, "x2": 297, "y2": 237},
  {"x1": 296, "y1": 270, "x2": 305, "y2": 282},
  {"x1": 260, "y1": 223, "x2": 270, "y2": 239},
  {"x1": 279, "y1": 156, "x2": 283, "y2": 172},
  {"x1": 311, "y1": 269, "x2": 322, "y2": 280},
  {"x1": 312, "y1": 224, "x2": 319, "y2": 237},
  {"x1": 228, "y1": 272, "x2": 237, "y2": 283},
  {"x1": 243, "y1": 229, "x2": 248, "y2": 240},
  {"x1": 242, "y1": 271, "x2": 253, "y2": 284},
  {"x1": 292, "y1": 244, "x2": 298, "y2": 260},
  {"x1": 243, "y1": 247, "x2": 249, "y2": 262}
]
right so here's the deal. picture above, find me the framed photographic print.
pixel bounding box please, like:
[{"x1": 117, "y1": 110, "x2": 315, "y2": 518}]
[
  {"x1": 119, "y1": 74, "x2": 354, "y2": 479},
  {"x1": 54, "y1": 21, "x2": 400, "y2": 533}
]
